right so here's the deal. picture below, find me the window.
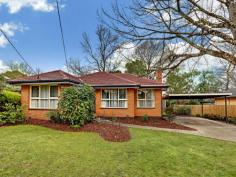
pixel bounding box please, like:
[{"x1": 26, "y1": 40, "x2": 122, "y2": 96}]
[
  {"x1": 137, "y1": 89, "x2": 155, "y2": 108},
  {"x1": 101, "y1": 89, "x2": 127, "y2": 108},
  {"x1": 30, "y1": 85, "x2": 58, "y2": 109}
]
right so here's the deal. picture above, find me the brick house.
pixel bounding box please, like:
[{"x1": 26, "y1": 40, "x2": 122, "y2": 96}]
[{"x1": 9, "y1": 70, "x2": 168, "y2": 120}]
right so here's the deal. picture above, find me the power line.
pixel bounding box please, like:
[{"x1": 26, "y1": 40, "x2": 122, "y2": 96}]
[
  {"x1": 55, "y1": 0, "x2": 68, "y2": 71},
  {"x1": 0, "y1": 28, "x2": 36, "y2": 74}
]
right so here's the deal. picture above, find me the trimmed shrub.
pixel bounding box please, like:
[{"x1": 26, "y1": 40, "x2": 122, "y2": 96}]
[
  {"x1": 0, "y1": 90, "x2": 21, "y2": 111},
  {"x1": 0, "y1": 103, "x2": 24, "y2": 125},
  {"x1": 58, "y1": 85, "x2": 95, "y2": 126},
  {"x1": 3, "y1": 90, "x2": 21, "y2": 105},
  {"x1": 175, "y1": 106, "x2": 191, "y2": 115},
  {"x1": 164, "y1": 107, "x2": 176, "y2": 122}
]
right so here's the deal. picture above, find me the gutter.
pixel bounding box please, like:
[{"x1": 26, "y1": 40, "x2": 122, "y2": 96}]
[{"x1": 7, "y1": 79, "x2": 81, "y2": 85}]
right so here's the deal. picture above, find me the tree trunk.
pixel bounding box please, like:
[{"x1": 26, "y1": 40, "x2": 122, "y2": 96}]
[{"x1": 229, "y1": 1, "x2": 236, "y2": 39}]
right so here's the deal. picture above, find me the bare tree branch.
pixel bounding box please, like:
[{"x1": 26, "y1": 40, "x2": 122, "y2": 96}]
[
  {"x1": 103, "y1": 0, "x2": 236, "y2": 69},
  {"x1": 81, "y1": 24, "x2": 123, "y2": 72}
]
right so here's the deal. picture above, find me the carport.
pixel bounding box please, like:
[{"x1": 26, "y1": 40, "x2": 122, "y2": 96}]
[{"x1": 164, "y1": 93, "x2": 232, "y2": 122}]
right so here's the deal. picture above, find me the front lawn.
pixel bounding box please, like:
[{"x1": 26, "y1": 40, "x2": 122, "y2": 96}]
[{"x1": 0, "y1": 125, "x2": 236, "y2": 177}]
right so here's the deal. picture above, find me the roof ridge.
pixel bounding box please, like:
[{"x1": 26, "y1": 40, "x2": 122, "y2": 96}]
[
  {"x1": 58, "y1": 70, "x2": 69, "y2": 79},
  {"x1": 111, "y1": 73, "x2": 138, "y2": 85},
  {"x1": 123, "y1": 72, "x2": 155, "y2": 81},
  {"x1": 80, "y1": 71, "x2": 106, "y2": 77},
  {"x1": 36, "y1": 70, "x2": 62, "y2": 76},
  {"x1": 62, "y1": 71, "x2": 84, "y2": 83},
  {"x1": 117, "y1": 73, "x2": 155, "y2": 81},
  {"x1": 116, "y1": 72, "x2": 157, "y2": 83}
]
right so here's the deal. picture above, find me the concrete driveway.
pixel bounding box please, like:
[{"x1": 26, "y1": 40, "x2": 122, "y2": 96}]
[{"x1": 175, "y1": 116, "x2": 236, "y2": 142}]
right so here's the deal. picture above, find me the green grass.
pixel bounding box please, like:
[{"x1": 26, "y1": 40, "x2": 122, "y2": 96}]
[{"x1": 0, "y1": 125, "x2": 236, "y2": 177}]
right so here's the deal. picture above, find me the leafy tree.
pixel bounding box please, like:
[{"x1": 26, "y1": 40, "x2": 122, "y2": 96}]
[
  {"x1": 167, "y1": 68, "x2": 200, "y2": 94},
  {"x1": 167, "y1": 68, "x2": 223, "y2": 94},
  {"x1": 125, "y1": 60, "x2": 147, "y2": 77},
  {"x1": 2, "y1": 70, "x2": 25, "y2": 79},
  {"x1": 196, "y1": 71, "x2": 222, "y2": 93},
  {"x1": 7, "y1": 61, "x2": 34, "y2": 75}
]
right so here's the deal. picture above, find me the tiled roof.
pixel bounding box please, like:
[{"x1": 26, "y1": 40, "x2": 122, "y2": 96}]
[
  {"x1": 113, "y1": 73, "x2": 165, "y2": 87},
  {"x1": 8, "y1": 70, "x2": 168, "y2": 88},
  {"x1": 79, "y1": 72, "x2": 167, "y2": 88},
  {"x1": 8, "y1": 70, "x2": 82, "y2": 84},
  {"x1": 79, "y1": 72, "x2": 137, "y2": 87}
]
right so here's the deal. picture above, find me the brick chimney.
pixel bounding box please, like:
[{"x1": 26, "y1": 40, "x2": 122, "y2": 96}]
[{"x1": 156, "y1": 70, "x2": 162, "y2": 84}]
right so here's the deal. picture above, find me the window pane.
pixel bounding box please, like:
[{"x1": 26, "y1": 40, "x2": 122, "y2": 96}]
[
  {"x1": 40, "y1": 86, "x2": 49, "y2": 98},
  {"x1": 102, "y1": 90, "x2": 109, "y2": 99},
  {"x1": 40, "y1": 99, "x2": 49, "y2": 108},
  {"x1": 31, "y1": 99, "x2": 39, "y2": 108},
  {"x1": 31, "y1": 86, "x2": 39, "y2": 97},
  {"x1": 119, "y1": 100, "x2": 127, "y2": 108},
  {"x1": 138, "y1": 90, "x2": 145, "y2": 99},
  {"x1": 50, "y1": 86, "x2": 58, "y2": 97},
  {"x1": 146, "y1": 100, "x2": 154, "y2": 107},
  {"x1": 50, "y1": 99, "x2": 58, "y2": 109},
  {"x1": 138, "y1": 100, "x2": 145, "y2": 107},
  {"x1": 110, "y1": 100, "x2": 118, "y2": 107},
  {"x1": 119, "y1": 89, "x2": 126, "y2": 99},
  {"x1": 146, "y1": 90, "x2": 153, "y2": 99},
  {"x1": 110, "y1": 90, "x2": 118, "y2": 99},
  {"x1": 101, "y1": 101, "x2": 109, "y2": 108}
]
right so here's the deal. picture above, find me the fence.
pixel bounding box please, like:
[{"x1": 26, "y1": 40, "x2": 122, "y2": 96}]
[{"x1": 174, "y1": 105, "x2": 236, "y2": 118}]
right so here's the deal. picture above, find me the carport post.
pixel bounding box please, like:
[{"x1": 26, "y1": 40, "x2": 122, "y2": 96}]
[
  {"x1": 201, "y1": 102, "x2": 204, "y2": 117},
  {"x1": 225, "y1": 96, "x2": 228, "y2": 123}
]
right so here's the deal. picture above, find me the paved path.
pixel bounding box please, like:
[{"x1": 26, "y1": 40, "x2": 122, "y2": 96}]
[
  {"x1": 174, "y1": 116, "x2": 236, "y2": 142},
  {"x1": 97, "y1": 117, "x2": 236, "y2": 142}
]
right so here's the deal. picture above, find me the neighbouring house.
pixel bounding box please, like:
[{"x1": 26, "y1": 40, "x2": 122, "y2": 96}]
[
  {"x1": 215, "y1": 89, "x2": 236, "y2": 105},
  {"x1": 8, "y1": 70, "x2": 168, "y2": 120}
]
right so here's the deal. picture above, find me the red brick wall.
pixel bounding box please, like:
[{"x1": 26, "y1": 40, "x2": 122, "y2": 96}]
[
  {"x1": 22, "y1": 85, "x2": 163, "y2": 119},
  {"x1": 21, "y1": 84, "x2": 71, "y2": 120},
  {"x1": 134, "y1": 89, "x2": 162, "y2": 117},
  {"x1": 95, "y1": 88, "x2": 162, "y2": 118},
  {"x1": 95, "y1": 88, "x2": 135, "y2": 118}
]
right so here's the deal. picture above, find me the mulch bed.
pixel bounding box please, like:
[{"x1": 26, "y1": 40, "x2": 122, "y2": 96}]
[
  {"x1": 24, "y1": 119, "x2": 131, "y2": 142},
  {"x1": 103, "y1": 117, "x2": 196, "y2": 131}
]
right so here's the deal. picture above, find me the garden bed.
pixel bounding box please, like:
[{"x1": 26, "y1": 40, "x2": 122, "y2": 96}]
[
  {"x1": 102, "y1": 117, "x2": 196, "y2": 131},
  {"x1": 25, "y1": 119, "x2": 131, "y2": 142}
]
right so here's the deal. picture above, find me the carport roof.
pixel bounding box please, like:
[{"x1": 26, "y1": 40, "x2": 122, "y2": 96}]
[{"x1": 164, "y1": 93, "x2": 232, "y2": 99}]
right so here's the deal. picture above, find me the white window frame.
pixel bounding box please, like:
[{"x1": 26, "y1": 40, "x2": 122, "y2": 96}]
[
  {"x1": 137, "y1": 89, "x2": 155, "y2": 108},
  {"x1": 101, "y1": 89, "x2": 128, "y2": 108},
  {"x1": 30, "y1": 85, "x2": 59, "y2": 109}
]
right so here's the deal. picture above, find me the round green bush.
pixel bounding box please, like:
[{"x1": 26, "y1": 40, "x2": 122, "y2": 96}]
[
  {"x1": 0, "y1": 90, "x2": 21, "y2": 111},
  {"x1": 58, "y1": 85, "x2": 95, "y2": 126},
  {"x1": 0, "y1": 103, "x2": 24, "y2": 125},
  {"x1": 3, "y1": 90, "x2": 21, "y2": 105}
]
